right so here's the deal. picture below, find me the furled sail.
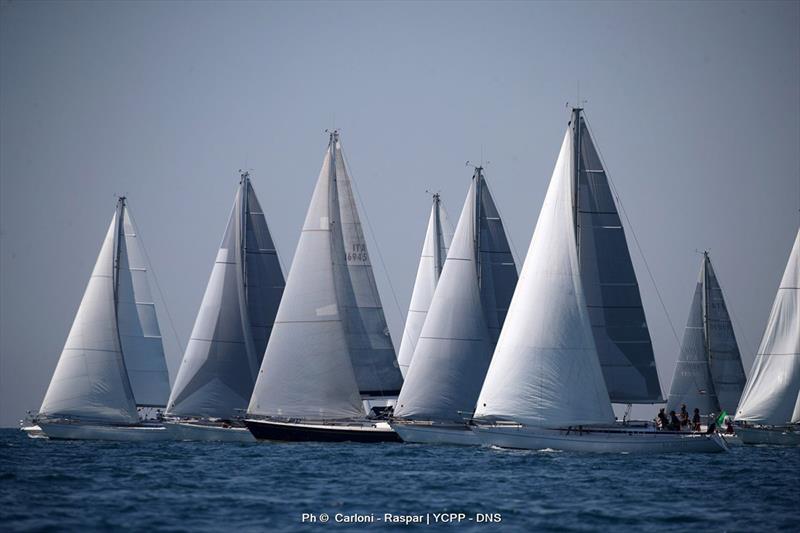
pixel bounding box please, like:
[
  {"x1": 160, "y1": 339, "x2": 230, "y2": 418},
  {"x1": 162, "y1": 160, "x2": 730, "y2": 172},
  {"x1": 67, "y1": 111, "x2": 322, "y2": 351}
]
[
  {"x1": 247, "y1": 133, "x2": 367, "y2": 420},
  {"x1": 573, "y1": 110, "x2": 662, "y2": 403},
  {"x1": 474, "y1": 130, "x2": 615, "y2": 428},
  {"x1": 666, "y1": 256, "x2": 720, "y2": 415},
  {"x1": 116, "y1": 205, "x2": 171, "y2": 407},
  {"x1": 703, "y1": 255, "x2": 747, "y2": 413},
  {"x1": 332, "y1": 141, "x2": 404, "y2": 396},
  {"x1": 397, "y1": 194, "x2": 453, "y2": 377},
  {"x1": 168, "y1": 175, "x2": 284, "y2": 418},
  {"x1": 736, "y1": 229, "x2": 800, "y2": 425},
  {"x1": 39, "y1": 200, "x2": 139, "y2": 424},
  {"x1": 395, "y1": 168, "x2": 517, "y2": 422}
]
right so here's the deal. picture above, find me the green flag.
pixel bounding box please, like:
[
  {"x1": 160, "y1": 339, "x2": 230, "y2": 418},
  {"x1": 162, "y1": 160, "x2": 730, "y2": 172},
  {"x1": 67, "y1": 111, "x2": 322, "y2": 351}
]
[{"x1": 716, "y1": 410, "x2": 728, "y2": 426}]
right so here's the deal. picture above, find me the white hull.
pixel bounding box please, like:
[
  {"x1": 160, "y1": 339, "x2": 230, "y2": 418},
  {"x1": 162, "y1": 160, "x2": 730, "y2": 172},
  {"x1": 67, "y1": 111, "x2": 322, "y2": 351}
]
[
  {"x1": 390, "y1": 422, "x2": 481, "y2": 446},
  {"x1": 474, "y1": 424, "x2": 727, "y2": 453},
  {"x1": 38, "y1": 421, "x2": 171, "y2": 441},
  {"x1": 163, "y1": 421, "x2": 255, "y2": 442},
  {"x1": 737, "y1": 426, "x2": 800, "y2": 446},
  {"x1": 20, "y1": 424, "x2": 47, "y2": 439}
]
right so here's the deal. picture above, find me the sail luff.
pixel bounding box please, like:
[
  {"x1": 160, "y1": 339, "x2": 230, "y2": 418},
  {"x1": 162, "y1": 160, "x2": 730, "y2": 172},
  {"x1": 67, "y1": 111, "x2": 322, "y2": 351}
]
[
  {"x1": 474, "y1": 129, "x2": 615, "y2": 428},
  {"x1": 235, "y1": 178, "x2": 259, "y2": 382},
  {"x1": 397, "y1": 194, "x2": 453, "y2": 377},
  {"x1": 574, "y1": 109, "x2": 663, "y2": 403},
  {"x1": 39, "y1": 205, "x2": 139, "y2": 424},
  {"x1": 736, "y1": 228, "x2": 800, "y2": 425}
]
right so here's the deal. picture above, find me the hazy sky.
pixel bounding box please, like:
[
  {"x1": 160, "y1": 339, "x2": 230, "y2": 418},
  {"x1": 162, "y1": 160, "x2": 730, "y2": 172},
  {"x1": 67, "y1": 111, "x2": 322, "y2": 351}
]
[{"x1": 1, "y1": 1, "x2": 798, "y2": 426}]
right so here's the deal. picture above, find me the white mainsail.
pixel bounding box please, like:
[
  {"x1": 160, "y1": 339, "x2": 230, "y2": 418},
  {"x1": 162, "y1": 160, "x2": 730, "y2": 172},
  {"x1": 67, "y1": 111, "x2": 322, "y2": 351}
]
[
  {"x1": 248, "y1": 132, "x2": 390, "y2": 420},
  {"x1": 168, "y1": 175, "x2": 284, "y2": 418},
  {"x1": 116, "y1": 206, "x2": 171, "y2": 407},
  {"x1": 395, "y1": 168, "x2": 518, "y2": 422},
  {"x1": 736, "y1": 228, "x2": 800, "y2": 425},
  {"x1": 333, "y1": 145, "x2": 404, "y2": 396},
  {"x1": 397, "y1": 194, "x2": 453, "y2": 377},
  {"x1": 574, "y1": 112, "x2": 662, "y2": 403},
  {"x1": 474, "y1": 130, "x2": 615, "y2": 428},
  {"x1": 40, "y1": 198, "x2": 170, "y2": 423},
  {"x1": 666, "y1": 254, "x2": 720, "y2": 415}
]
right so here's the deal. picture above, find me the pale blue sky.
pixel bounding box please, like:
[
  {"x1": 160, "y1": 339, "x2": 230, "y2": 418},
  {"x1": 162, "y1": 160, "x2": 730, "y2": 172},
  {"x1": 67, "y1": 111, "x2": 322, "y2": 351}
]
[{"x1": 1, "y1": 1, "x2": 798, "y2": 425}]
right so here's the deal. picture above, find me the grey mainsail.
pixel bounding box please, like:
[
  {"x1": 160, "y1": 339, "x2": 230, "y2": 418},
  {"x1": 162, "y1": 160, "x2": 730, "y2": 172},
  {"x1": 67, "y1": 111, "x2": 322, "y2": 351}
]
[
  {"x1": 248, "y1": 132, "x2": 396, "y2": 420},
  {"x1": 168, "y1": 174, "x2": 284, "y2": 418},
  {"x1": 666, "y1": 254, "x2": 720, "y2": 415},
  {"x1": 573, "y1": 109, "x2": 663, "y2": 403},
  {"x1": 395, "y1": 167, "x2": 517, "y2": 422},
  {"x1": 397, "y1": 194, "x2": 453, "y2": 377},
  {"x1": 39, "y1": 198, "x2": 169, "y2": 423}
]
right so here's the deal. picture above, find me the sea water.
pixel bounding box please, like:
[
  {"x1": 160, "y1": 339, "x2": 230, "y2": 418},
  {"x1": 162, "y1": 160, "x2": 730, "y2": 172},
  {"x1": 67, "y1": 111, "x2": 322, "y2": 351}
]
[{"x1": 1, "y1": 429, "x2": 797, "y2": 532}]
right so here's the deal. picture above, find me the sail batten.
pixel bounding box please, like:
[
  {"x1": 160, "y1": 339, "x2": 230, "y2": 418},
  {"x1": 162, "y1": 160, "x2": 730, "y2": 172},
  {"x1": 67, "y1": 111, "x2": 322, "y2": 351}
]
[
  {"x1": 575, "y1": 113, "x2": 662, "y2": 403},
  {"x1": 736, "y1": 229, "x2": 800, "y2": 425},
  {"x1": 397, "y1": 195, "x2": 453, "y2": 377}
]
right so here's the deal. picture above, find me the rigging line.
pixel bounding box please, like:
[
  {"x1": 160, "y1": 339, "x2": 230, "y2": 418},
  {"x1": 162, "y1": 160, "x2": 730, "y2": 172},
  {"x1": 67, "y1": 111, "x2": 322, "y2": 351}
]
[
  {"x1": 480, "y1": 169, "x2": 523, "y2": 270},
  {"x1": 581, "y1": 111, "x2": 681, "y2": 350},
  {"x1": 340, "y1": 147, "x2": 406, "y2": 326},
  {"x1": 245, "y1": 171, "x2": 289, "y2": 276},
  {"x1": 127, "y1": 208, "x2": 185, "y2": 357},
  {"x1": 710, "y1": 258, "x2": 755, "y2": 358}
]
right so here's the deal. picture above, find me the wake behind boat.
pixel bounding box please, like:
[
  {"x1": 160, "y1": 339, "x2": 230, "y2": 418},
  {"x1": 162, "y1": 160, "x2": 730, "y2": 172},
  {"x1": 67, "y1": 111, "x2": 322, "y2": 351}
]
[
  {"x1": 245, "y1": 131, "x2": 404, "y2": 443},
  {"x1": 163, "y1": 171, "x2": 285, "y2": 442},
  {"x1": 472, "y1": 108, "x2": 727, "y2": 454},
  {"x1": 27, "y1": 197, "x2": 173, "y2": 441}
]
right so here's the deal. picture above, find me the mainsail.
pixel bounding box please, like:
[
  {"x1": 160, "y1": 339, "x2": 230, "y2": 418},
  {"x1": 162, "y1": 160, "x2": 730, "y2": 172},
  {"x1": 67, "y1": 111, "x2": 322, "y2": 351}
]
[
  {"x1": 474, "y1": 130, "x2": 615, "y2": 427},
  {"x1": 736, "y1": 228, "x2": 800, "y2": 425},
  {"x1": 248, "y1": 132, "x2": 397, "y2": 420},
  {"x1": 39, "y1": 198, "x2": 170, "y2": 423},
  {"x1": 666, "y1": 254, "x2": 721, "y2": 415},
  {"x1": 395, "y1": 167, "x2": 517, "y2": 422},
  {"x1": 573, "y1": 109, "x2": 662, "y2": 403},
  {"x1": 167, "y1": 174, "x2": 284, "y2": 418},
  {"x1": 397, "y1": 194, "x2": 453, "y2": 377}
]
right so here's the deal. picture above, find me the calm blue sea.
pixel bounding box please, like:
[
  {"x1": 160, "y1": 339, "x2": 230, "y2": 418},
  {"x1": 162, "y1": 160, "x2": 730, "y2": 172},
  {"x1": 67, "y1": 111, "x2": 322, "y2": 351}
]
[{"x1": 0, "y1": 428, "x2": 797, "y2": 532}]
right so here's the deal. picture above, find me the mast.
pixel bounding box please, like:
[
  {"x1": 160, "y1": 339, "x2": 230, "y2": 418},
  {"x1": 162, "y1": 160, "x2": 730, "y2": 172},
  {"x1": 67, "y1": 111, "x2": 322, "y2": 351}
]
[
  {"x1": 433, "y1": 193, "x2": 443, "y2": 277},
  {"x1": 572, "y1": 107, "x2": 582, "y2": 259},
  {"x1": 474, "y1": 166, "x2": 483, "y2": 289},
  {"x1": 702, "y1": 251, "x2": 712, "y2": 381},
  {"x1": 112, "y1": 196, "x2": 138, "y2": 411}
]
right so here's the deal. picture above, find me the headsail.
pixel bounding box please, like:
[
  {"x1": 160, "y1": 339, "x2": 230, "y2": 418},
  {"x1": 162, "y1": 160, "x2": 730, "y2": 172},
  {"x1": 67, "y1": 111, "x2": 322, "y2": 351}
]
[
  {"x1": 168, "y1": 175, "x2": 284, "y2": 418},
  {"x1": 474, "y1": 130, "x2": 615, "y2": 428},
  {"x1": 666, "y1": 255, "x2": 720, "y2": 415},
  {"x1": 573, "y1": 110, "x2": 663, "y2": 403},
  {"x1": 247, "y1": 134, "x2": 365, "y2": 420},
  {"x1": 116, "y1": 203, "x2": 171, "y2": 408},
  {"x1": 395, "y1": 168, "x2": 516, "y2": 422},
  {"x1": 332, "y1": 139, "x2": 404, "y2": 396},
  {"x1": 397, "y1": 194, "x2": 453, "y2": 377},
  {"x1": 736, "y1": 229, "x2": 800, "y2": 425},
  {"x1": 39, "y1": 201, "x2": 138, "y2": 424},
  {"x1": 703, "y1": 254, "x2": 747, "y2": 413}
]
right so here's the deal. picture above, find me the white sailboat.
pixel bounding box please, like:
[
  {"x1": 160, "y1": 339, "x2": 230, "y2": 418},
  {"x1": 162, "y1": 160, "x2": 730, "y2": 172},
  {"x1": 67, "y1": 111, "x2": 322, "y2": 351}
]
[
  {"x1": 164, "y1": 172, "x2": 285, "y2": 442},
  {"x1": 244, "y1": 131, "x2": 404, "y2": 442},
  {"x1": 391, "y1": 166, "x2": 517, "y2": 445},
  {"x1": 472, "y1": 108, "x2": 726, "y2": 453},
  {"x1": 28, "y1": 197, "x2": 173, "y2": 441},
  {"x1": 735, "y1": 228, "x2": 800, "y2": 446},
  {"x1": 396, "y1": 193, "x2": 453, "y2": 378},
  {"x1": 666, "y1": 252, "x2": 747, "y2": 418}
]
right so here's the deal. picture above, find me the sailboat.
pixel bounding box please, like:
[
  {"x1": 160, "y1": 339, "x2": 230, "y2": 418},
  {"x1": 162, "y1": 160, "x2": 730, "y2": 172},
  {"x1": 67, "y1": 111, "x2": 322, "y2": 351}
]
[
  {"x1": 666, "y1": 252, "x2": 747, "y2": 419},
  {"x1": 396, "y1": 193, "x2": 453, "y2": 378},
  {"x1": 28, "y1": 197, "x2": 173, "y2": 441},
  {"x1": 391, "y1": 166, "x2": 517, "y2": 444},
  {"x1": 244, "y1": 131, "x2": 404, "y2": 442},
  {"x1": 471, "y1": 108, "x2": 726, "y2": 453},
  {"x1": 163, "y1": 172, "x2": 285, "y2": 442},
  {"x1": 735, "y1": 228, "x2": 800, "y2": 446}
]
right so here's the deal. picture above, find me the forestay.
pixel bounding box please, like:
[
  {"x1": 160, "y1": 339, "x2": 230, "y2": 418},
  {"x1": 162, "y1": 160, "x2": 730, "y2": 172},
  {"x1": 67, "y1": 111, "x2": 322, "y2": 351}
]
[
  {"x1": 736, "y1": 229, "x2": 800, "y2": 425},
  {"x1": 574, "y1": 111, "x2": 662, "y2": 403},
  {"x1": 397, "y1": 194, "x2": 453, "y2": 377},
  {"x1": 395, "y1": 168, "x2": 517, "y2": 422},
  {"x1": 474, "y1": 131, "x2": 615, "y2": 428}
]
